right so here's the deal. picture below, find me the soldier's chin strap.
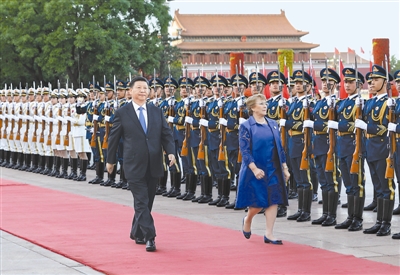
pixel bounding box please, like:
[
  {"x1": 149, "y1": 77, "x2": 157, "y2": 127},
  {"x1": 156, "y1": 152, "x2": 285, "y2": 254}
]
[{"x1": 379, "y1": 80, "x2": 386, "y2": 94}]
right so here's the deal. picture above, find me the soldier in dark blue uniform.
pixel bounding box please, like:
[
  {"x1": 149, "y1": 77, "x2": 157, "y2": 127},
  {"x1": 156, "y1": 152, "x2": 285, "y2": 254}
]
[
  {"x1": 87, "y1": 85, "x2": 107, "y2": 184},
  {"x1": 334, "y1": 68, "x2": 366, "y2": 231},
  {"x1": 390, "y1": 70, "x2": 400, "y2": 239},
  {"x1": 112, "y1": 80, "x2": 129, "y2": 189},
  {"x1": 355, "y1": 65, "x2": 395, "y2": 236},
  {"x1": 306, "y1": 68, "x2": 341, "y2": 226},
  {"x1": 101, "y1": 82, "x2": 116, "y2": 187},
  {"x1": 389, "y1": 70, "x2": 400, "y2": 216},
  {"x1": 225, "y1": 73, "x2": 248, "y2": 210},
  {"x1": 283, "y1": 70, "x2": 314, "y2": 222},
  {"x1": 249, "y1": 72, "x2": 267, "y2": 96}
]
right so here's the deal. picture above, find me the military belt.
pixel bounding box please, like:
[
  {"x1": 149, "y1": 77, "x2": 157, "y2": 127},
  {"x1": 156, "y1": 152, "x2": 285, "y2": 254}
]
[
  {"x1": 176, "y1": 125, "x2": 185, "y2": 130},
  {"x1": 338, "y1": 131, "x2": 353, "y2": 137},
  {"x1": 313, "y1": 131, "x2": 328, "y2": 135},
  {"x1": 366, "y1": 134, "x2": 378, "y2": 139},
  {"x1": 226, "y1": 129, "x2": 238, "y2": 133},
  {"x1": 288, "y1": 129, "x2": 303, "y2": 136}
]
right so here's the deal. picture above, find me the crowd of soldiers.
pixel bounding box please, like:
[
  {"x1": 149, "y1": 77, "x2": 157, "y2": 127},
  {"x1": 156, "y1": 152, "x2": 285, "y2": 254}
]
[{"x1": 1, "y1": 64, "x2": 400, "y2": 240}]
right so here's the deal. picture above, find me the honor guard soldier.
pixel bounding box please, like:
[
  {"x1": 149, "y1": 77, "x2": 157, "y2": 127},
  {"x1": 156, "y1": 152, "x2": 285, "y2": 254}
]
[
  {"x1": 334, "y1": 68, "x2": 366, "y2": 231},
  {"x1": 101, "y1": 82, "x2": 116, "y2": 187},
  {"x1": 47, "y1": 90, "x2": 61, "y2": 177},
  {"x1": 249, "y1": 72, "x2": 267, "y2": 96},
  {"x1": 160, "y1": 76, "x2": 182, "y2": 197},
  {"x1": 225, "y1": 73, "x2": 248, "y2": 210},
  {"x1": 283, "y1": 70, "x2": 314, "y2": 222},
  {"x1": 355, "y1": 65, "x2": 395, "y2": 236},
  {"x1": 41, "y1": 87, "x2": 55, "y2": 175},
  {"x1": 307, "y1": 68, "x2": 341, "y2": 226},
  {"x1": 112, "y1": 80, "x2": 129, "y2": 189},
  {"x1": 1, "y1": 89, "x2": 12, "y2": 167},
  {"x1": 65, "y1": 89, "x2": 78, "y2": 179},
  {"x1": 389, "y1": 70, "x2": 400, "y2": 216},
  {"x1": 26, "y1": 88, "x2": 40, "y2": 172},
  {"x1": 55, "y1": 89, "x2": 70, "y2": 179},
  {"x1": 265, "y1": 70, "x2": 290, "y2": 217},
  {"x1": 0, "y1": 89, "x2": 5, "y2": 164},
  {"x1": 176, "y1": 76, "x2": 198, "y2": 200},
  {"x1": 34, "y1": 87, "x2": 46, "y2": 174},
  {"x1": 14, "y1": 88, "x2": 27, "y2": 170},
  {"x1": 148, "y1": 78, "x2": 164, "y2": 107}
]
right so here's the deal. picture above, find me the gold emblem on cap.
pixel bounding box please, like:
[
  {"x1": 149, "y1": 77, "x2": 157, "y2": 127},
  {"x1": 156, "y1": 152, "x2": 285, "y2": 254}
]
[
  {"x1": 271, "y1": 72, "x2": 278, "y2": 77},
  {"x1": 345, "y1": 69, "x2": 352, "y2": 75},
  {"x1": 295, "y1": 71, "x2": 302, "y2": 76},
  {"x1": 373, "y1": 66, "x2": 379, "y2": 72}
]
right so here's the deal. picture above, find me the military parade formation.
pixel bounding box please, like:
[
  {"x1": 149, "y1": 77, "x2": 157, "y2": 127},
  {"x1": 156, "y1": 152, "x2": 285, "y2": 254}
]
[{"x1": 1, "y1": 62, "x2": 400, "y2": 240}]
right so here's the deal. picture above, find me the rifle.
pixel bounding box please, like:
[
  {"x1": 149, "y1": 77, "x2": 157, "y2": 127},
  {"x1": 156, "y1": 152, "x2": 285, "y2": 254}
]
[
  {"x1": 2, "y1": 84, "x2": 8, "y2": 139},
  {"x1": 181, "y1": 67, "x2": 191, "y2": 157},
  {"x1": 9, "y1": 99, "x2": 15, "y2": 140},
  {"x1": 47, "y1": 103, "x2": 53, "y2": 146},
  {"x1": 385, "y1": 55, "x2": 395, "y2": 179},
  {"x1": 197, "y1": 73, "x2": 206, "y2": 160},
  {"x1": 300, "y1": 62, "x2": 310, "y2": 170},
  {"x1": 236, "y1": 65, "x2": 244, "y2": 163},
  {"x1": 90, "y1": 76, "x2": 99, "y2": 148},
  {"x1": 55, "y1": 80, "x2": 62, "y2": 145},
  {"x1": 217, "y1": 71, "x2": 227, "y2": 162},
  {"x1": 102, "y1": 101, "x2": 110, "y2": 150},
  {"x1": 39, "y1": 83, "x2": 45, "y2": 143},
  {"x1": 167, "y1": 65, "x2": 175, "y2": 131},
  {"x1": 350, "y1": 57, "x2": 362, "y2": 174},
  {"x1": 325, "y1": 59, "x2": 335, "y2": 172},
  {"x1": 63, "y1": 81, "x2": 71, "y2": 147}
]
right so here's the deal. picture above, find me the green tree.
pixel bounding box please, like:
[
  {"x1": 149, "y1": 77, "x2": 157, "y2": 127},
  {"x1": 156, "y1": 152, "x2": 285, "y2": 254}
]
[
  {"x1": 0, "y1": 0, "x2": 178, "y2": 88},
  {"x1": 391, "y1": 55, "x2": 400, "y2": 73}
]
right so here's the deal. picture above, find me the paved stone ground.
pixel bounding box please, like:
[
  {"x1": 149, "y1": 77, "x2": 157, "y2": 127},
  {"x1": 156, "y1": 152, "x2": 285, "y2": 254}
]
[{"x1": 1, "y1": 163, "x2": 399, "y2": 274}]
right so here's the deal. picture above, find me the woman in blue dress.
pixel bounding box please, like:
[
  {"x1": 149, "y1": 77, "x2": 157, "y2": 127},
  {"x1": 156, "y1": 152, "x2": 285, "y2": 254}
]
[{"x1": 236, "y1": 94, "x2": 290, "y2": 244}]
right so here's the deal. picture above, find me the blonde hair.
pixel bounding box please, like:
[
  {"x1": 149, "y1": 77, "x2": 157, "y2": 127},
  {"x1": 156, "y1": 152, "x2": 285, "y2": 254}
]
[{"x1": 246, "y1": 94, "x2": 266, "y2": 116}]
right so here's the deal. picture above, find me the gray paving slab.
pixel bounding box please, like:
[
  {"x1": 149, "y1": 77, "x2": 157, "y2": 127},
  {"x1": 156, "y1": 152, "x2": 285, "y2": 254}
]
[{"x1": 1, "y1": 161, "x2": 400, "y2": 275}]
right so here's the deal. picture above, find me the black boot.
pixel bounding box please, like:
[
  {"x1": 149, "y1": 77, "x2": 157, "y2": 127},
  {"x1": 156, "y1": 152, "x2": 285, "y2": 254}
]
[
  {"x1": 90, "y1": 162, "x2": 104, "y2": 184},
  {"x1": 297, "y1": 188, "x2": 312, "y2": 222},
  {"x1": 156, "y1": 170, "x2": 168, "y2": 194},
  {"x1": 349, "y1": 196, "x2": 365, "y2": 231},
  {"x1": 21, "y1": 154, "x2": 31, "y2": 171},
  {"x1": 50, "y1": 157, "x2": 61, "y2": 177},
  {"x1": 76, "y1": 159, "x2": 87, "y2": 181},
  {"x1": 43, "y1": 156, "x2": 53, "y2": 175},
  {"x1": 376, "y1": 199, "x2": 394, "y2": 236},
  {"x1": 68, "y1": 158, "x2": 78, "y2": 180},
  {"x1": 288, "y1": 188, "x2": 303, "y2": 220},
  {"x1": 192, "y1": 175, "x2": 205, "y2": 202},
  {"x1": 335, "y1": 195, "x2": 355, "y2": 229},
  {"x1": 27, "y1": 154, "x2": 38, "y2": 172},
  {"x1": 162, "y1": 172, "x2": 175, "y2": 196},
  {"x1": 1, "y1": 150, "x2": 10, "y2": 167},
  {"x1": 216, "y1": 179, "x2": 231, "y2": 207},
  {"x1": 277, "y1": 205, "x2": 287, "y2": 217},
  {"x1": 198, "y1": 175, "x2": 213, "y2": 203},
  {"x1": 363, "y1": 197, "x2": 384, "y2": 234},
  {"x1": 208, "y1": 178, "x2": 222, "y2": 205},
  {"x1": 312, "y1": 190, "x2": 329, "y2": 225},
  {"x1": 167, "y1": 172, "x2": 181, "y2": 197},
  {"x1": 364, "y1": 190, "x2": 377, "y2": 211},
  {"x1": 6, "y1": 152, "x2": 16, "y2": 168},
  {"x1": 57, "y1": 158, "x2": 69, "y2": 178},
  {"x1": 177, "y1": 174, "x2": 190, "y2": 199},
  {"x1": 113, "y1": 166, "x2": 124, "y2": 188},
  {"x1": 12, "y1": 152, "x2": 22, "y2": 169},
  {"x1": 104, "y1": 168, "x2": 116, "y2": 187},
  {"x1": 322, "y1": 191, "x2": 338, "y2": 226},
  {"x1": 183, "y1": 174, "x2": 197, "y2": 201}
]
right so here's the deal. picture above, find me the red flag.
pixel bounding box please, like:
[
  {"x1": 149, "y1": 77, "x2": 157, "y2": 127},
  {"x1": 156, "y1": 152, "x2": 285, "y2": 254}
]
[
  {"x1": 360, "y1": 47, "x2": 365, "y2": 54},
  {"x1": 348, "y1": 47, "x2": 355, "y2": 54},
  {"x1": 339, "y1": 59, "x2": 346, "y2": 99},
  {"x1": 369, "y1": 60, "x2": 373, "y2": 71},
  {"x1": 264, "y1": 85, "x2": 271, "y2": 99},
  {"x1": 334, "y1": 48, "x2": 340, "y2": 56},
  {"x1": 282, "y1": 65, "x2": 289, "y2": 99}
]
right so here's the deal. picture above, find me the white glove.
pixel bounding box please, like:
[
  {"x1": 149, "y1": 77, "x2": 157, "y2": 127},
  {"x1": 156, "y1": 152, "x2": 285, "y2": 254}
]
[
  {"x1": 327, "y1": 120, "x2": 338, "y2": 130},
  {"x1": 388, "y1": 122, "x2": 397, "y2": 132},
  {"x1": 355, "y1": 119, "x2": 367, "y2": 130},
  {"x1": 92, "y1": 114, "x2": 99, "y2": 121},
  {"x1": 199, "y1": 99, "x2": 205, "y2": 107},
  {"x1": 218, "y1": 98, "x2": 224, "y2": 108},
  {"x1": 77, "y1": 98, "x2": 84, "y2": 104},
  {"x1": 90, "y1": 128, "x2": 94, "y2": 133},
  {"x1": 27, "y1": 116, "x2": 34, "y2": 122},
  {"x1": 167, "y1": 116, "x2": 174, "y2": 123},
  {"x1": 219, "y1": 118, "x2": 227, "y2": 126},
  {"x1": 278, "y1": 98, "x2": 286, "y2": 107},
  {"x1": 355, "y1": 97, "x2": 364, "y2": 108},
  {"x1": 185, "y1": 116, "x2": 193, "y2": 124},
  {"x1": 35, "y1": 115, "x2": 43, "y2": 122},
  {"x1": 237, "y1": 98, "x2": 244, "y2": 108},
  {"x1": 279, "y1": 119, "x2": 286, "y2": 127},
  {"x1": 302, "y1": 99, "x2": 309, "y2": 108},
  {"x1": 326, "y1": 96, "x2": 335, "y2": 107},
  {"x1": 199, "y1": 119, "x2": 209, "y2": 127},
  {"x1": 387, "y1": 98, "x2": 396, "y2": 107},
  {"x1": 239, "y1": 117, "x2": 247, "y2": 125},
  {"x1": 105, "y1": 115, "x2": 111, "y2": 122},
  {"x1": 303, "y1": 120, "x2": 314, "y2": 129}
]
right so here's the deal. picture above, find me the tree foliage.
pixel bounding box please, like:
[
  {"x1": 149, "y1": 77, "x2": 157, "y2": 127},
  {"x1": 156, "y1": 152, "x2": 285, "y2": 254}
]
[
  {"x1": 391, "y1": 55, "x2": 400, "y2": 73},
  {"x1": 0, "y1": 0, "x2": 180, "y2": 88}
]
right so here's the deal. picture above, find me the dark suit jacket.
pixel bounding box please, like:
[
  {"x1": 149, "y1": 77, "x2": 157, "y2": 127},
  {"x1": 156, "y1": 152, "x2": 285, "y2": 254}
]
[{"x1": 107, "y1": 102, "x2": 175, "y2": 180}]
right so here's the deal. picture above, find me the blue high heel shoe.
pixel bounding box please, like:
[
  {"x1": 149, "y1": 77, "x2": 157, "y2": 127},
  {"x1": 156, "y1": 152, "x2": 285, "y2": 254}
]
[
  {"x1": 242, "y1": 217, "x2": 251, "y2": 239},
  {"x1": 264, "y1": 236, "x2": 283, "y2": 245}
]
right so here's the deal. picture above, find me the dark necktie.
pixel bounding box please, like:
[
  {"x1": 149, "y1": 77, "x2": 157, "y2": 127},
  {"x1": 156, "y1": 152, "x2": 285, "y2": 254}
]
[{"x1": 138, "y1": 106, "x2": 147, "y2": 133}]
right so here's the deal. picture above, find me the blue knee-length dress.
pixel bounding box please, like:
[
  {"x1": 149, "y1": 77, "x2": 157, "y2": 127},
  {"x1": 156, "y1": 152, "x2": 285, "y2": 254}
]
[{"x1": 236, "y1": 116, "x2": 288, "y2": 208}]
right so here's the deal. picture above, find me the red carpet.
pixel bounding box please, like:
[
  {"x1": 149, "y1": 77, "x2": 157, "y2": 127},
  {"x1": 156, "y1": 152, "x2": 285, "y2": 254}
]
[{"x1": 1, "y1": 179, "x2": 398, "y2": 275}]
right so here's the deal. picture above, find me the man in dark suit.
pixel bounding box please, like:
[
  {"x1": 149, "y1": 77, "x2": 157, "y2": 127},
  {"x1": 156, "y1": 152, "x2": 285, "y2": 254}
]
[{"x1": 106, "y1": 76, "x2": 176, "y2": 252}]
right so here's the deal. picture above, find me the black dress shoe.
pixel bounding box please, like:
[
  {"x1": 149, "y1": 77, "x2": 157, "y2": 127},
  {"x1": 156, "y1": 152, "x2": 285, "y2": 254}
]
[
  {"x1": 392, "y1": 232, "x2": 400, "y2": 239},
  {"x1": 146, "y1": 239, "x2": 156, "y2": 252},
  {"x1": 135, "y1": 238, "x2": 146, "y2": 245}
]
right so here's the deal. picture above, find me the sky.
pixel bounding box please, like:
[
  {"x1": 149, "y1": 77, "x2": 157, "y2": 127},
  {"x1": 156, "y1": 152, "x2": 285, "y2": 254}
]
[{"x1": 166, "y1": 0, "x2": 400, "y2": 60}]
